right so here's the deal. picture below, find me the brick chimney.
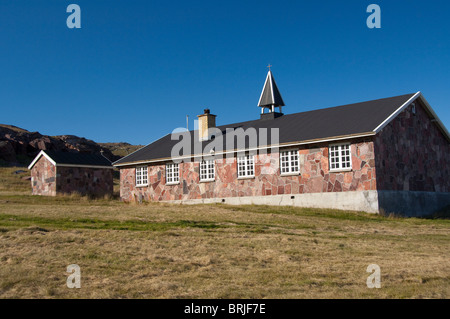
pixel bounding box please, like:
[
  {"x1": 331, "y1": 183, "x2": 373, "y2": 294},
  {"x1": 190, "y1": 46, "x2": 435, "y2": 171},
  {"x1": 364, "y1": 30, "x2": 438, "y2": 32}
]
[{"x1": 197, "y1": 108, "x2": 216, "y2": 141}]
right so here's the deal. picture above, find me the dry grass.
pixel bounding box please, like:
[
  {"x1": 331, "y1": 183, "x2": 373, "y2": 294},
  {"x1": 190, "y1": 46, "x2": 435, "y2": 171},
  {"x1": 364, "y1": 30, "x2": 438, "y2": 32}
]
[
  {"x1": 0, "y1": 192, "x2": 449, "y2": 299},
  {"x1": 0, "y1": 167, "x2": 31, "y2": 195}
]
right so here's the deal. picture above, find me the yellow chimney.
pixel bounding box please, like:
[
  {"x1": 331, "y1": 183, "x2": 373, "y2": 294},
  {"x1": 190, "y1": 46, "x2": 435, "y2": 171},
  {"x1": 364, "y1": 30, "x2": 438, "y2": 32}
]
[{"x1": 197, "y1": 109, "x2": 216, "y2": 141}]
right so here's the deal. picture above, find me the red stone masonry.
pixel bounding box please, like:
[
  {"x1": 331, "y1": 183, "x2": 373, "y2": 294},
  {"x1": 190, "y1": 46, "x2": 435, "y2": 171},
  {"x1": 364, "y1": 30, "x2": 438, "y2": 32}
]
[
  {"x1": 374, "y1": 100, "x2": 450, "y2": 192},
  {"x1": 31, "y1": 156, "x2": 57, "y2": 196},
  {"x1": 56, "y1": 166, "x2": 113, "y2": 196},
  {"x1": 119, "y1": 139, "x2": 377, "y2": 202}
]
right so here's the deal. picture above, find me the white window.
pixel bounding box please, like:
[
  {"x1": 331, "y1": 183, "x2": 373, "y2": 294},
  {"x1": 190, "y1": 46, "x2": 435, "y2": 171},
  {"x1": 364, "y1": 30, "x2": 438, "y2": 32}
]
[
  {"x1": 280, "y1": 150, "x2": 299, "y2": 175},
  {"x1": 237, "y1": 155, "x2": 255, "y2": 178},
  {"x1": 135, "y1": 166, "x2": 148, "y2": 186},
  {"x1": 166, "y1": 163, "x2": 180, "y2": 184},
  {"x1": 200, "y1": 159, "x2": 215, "y2": 181},
  {"x1": 329, "y1": 144, "x2": 352, "y2": 171}
]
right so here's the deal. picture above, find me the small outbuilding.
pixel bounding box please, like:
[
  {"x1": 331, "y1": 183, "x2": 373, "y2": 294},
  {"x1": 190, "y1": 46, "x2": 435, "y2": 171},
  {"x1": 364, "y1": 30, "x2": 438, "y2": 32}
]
[{"x1": 28, "y1": 150, "x2": 114, "y2": 197}]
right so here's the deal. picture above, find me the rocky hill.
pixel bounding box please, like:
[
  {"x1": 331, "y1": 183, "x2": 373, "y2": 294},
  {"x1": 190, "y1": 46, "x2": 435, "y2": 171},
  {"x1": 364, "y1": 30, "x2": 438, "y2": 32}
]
[
  {"x1": 0, "y1": 124, "x2": 141, "y2": 166},
  {"x1": 98, "y1": 142, "x2": 143, "y2": 158}
]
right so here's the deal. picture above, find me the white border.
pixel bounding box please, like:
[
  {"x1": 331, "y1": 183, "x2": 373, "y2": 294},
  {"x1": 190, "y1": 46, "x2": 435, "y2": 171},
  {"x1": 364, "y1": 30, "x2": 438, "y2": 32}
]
[
  {"x1": 165, "y1": 162, "x2": 180, "y2": 185},
  {"x1": 199, "y1": 159, "x2": 215, "y2": 182},
  {"x1": 28, "y1": 150, "x2": 56, "y2": 169},
  {"x1": 257, "y1": 71, "x2": 271, "y2": 107},
  {"x1": 279, "y1": 149, "x2": 300, "y2": 175},
  {"x1": 373, "y1": 92, "x2": 421, "y2": 133},
  {"x1": 328, "y1": 142, "x2": 353, "y2": 172},
  {"x1": 135, "y1": 165, "x2": 148, "y2": 187}
]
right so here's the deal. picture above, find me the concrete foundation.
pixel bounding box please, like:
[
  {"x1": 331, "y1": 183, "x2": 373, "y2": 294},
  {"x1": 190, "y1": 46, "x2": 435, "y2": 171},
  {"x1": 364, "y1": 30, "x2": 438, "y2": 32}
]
[
  {"x1": 163, "y1": 190, "x2": 450, "y2": 217},
  {"x1": 377, "y1": 191, "x2": 450, "y2": 217},
  {"x1": 165, "y1": 190, "x2": 380, "y2": 214}
]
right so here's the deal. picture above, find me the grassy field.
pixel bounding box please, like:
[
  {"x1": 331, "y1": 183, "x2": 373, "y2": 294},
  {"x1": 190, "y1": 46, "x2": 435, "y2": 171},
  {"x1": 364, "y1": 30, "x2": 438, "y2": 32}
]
[{"x1": 0, "y1": 167, "x2": 449, "y2": 298}]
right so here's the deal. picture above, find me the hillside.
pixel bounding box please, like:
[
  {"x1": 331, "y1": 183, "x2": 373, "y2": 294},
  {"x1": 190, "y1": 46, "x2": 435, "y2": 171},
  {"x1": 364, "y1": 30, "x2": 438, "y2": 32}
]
[
  {"x1": 98, "y1": 142, "x2": 143, "y2": 158},
  {"x1": 0, "y1": 124, "x2": 141, "y2": 166}
]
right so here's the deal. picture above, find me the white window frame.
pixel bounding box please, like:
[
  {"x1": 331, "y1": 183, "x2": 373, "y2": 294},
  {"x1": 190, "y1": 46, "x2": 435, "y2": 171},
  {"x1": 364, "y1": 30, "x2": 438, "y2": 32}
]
[
  {"x1": 280, "y1": 149, "x2": 300, "y2": 175},
  {"x1": 237, "y1": 154, "x2": 255, "y2": 179},
  {"x1": 200, "y1": 159, "x2": 215, "y2": 182},
  {"x1": 166, "y1": 163, "x2": 180, "y2": 185},
  {"x1": 135, "y1": 166, "x2": 148, "y2": 187},
  {"x1": 329, "y1": 143, "x2": 352, "y2": 172}
]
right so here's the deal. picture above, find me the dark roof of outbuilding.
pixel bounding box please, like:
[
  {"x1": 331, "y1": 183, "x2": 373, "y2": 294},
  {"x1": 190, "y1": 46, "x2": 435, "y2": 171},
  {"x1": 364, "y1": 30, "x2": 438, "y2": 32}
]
[
  {"x1": 45, "y1": 151, "x2": 112, "y2": 166},
  {"x1": 113, "y1": 93, "x2": 421, "y2": 166},
  {"x1": 28, "y1": 150, "x2": 112, "y2": 169}
]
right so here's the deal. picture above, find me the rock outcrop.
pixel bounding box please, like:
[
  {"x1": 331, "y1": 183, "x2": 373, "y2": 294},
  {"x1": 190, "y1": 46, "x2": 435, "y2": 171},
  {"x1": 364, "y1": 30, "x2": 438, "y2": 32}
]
[{"x1": 0, "y1": 124, "x2": 118, "y2": 165}]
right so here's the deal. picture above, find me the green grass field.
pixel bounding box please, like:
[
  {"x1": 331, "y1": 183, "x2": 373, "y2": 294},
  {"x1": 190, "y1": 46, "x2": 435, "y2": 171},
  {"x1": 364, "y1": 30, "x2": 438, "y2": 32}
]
[{"x1": 0, "y1": 167, "x2": 449, "y2": 298}]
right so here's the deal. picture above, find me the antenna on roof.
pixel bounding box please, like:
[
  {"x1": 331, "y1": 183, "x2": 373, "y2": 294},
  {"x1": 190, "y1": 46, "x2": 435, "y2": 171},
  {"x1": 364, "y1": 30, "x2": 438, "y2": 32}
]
[
  {"x1": 100, "y1": 149, "x2": 112, "y2": 163},
  {"x1": 186, "y1": 115, "x2": 189, "y2": 131}
]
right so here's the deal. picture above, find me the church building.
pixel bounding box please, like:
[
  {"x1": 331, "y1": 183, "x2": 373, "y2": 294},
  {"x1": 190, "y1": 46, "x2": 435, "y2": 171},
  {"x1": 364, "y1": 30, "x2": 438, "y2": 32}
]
[{"x1": 113, "y1": 71, "x2": 450, "y2": 216}]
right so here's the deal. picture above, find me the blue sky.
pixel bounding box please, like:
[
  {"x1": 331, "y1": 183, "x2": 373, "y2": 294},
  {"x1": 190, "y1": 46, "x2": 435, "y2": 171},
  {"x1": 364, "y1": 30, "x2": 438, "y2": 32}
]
[{"x1": 0, "y1": 0, "x2": 449, "y2": 145}]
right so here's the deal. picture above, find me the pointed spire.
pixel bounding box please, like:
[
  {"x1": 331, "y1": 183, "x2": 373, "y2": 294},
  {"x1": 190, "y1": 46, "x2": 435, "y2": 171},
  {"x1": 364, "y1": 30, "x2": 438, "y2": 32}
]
[{"x1": 258, "y1": 70, "x2": 285, "y2": 110}]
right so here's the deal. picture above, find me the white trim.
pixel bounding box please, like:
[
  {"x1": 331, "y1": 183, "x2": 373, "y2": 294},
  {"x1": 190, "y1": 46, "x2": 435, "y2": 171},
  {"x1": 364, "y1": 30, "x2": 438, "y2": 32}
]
[
  {"x1": 199, "y1": 159, "x2": 215, "y2": 182},
  {"x1": 113, "y1": 132, "x2": 375, "y2": 167},
  {"x1": 165, "y1": 162, "x2": 180, "y2": 184},
  {"x1": 28, "y1": 150, "x2": 56, "y2": 169},
  {"x1": 135, "y1": 166, "x2": 148, "y2": 187},
  {"x1": 237, "y1": 154, "x2": 255, "y2": 178},
  {"x1": 280, "y1": 149, "x2": 300, "y2": 175},
  {"x1": 373, "y1": 92, "x2": 421, "y2": 133},
  {"x1": 280, "y1": 172, "x2": 301, "y2": 177},
  {"x1": 269, "y1": 71, "x2": 275, "y2": 106},
  {"x1": 237, "y1": 176, "x2": 255, "y2": 180},
  {"x1": 329, "y1": 143, "x2": 352, "y2": 171},
  {"x1": 28, "y1": 150, "x2": 114, "y2": 170},
  {"x1": 417, "y1": 95, "x2": 450, "y2": 141},
  {"x1": 329, "y1": 168, "x2": 352, "y2": 173},
  {"x1": 257, "y1": 71, "x2": 271, "y2": 107},
  {"x1": 111, "y1": 133, "x2": 170, "y2": 166},
  {"x1": 199, "y1": 179, "x2": 215, "y2": 183},
  {"x1": 166, "y1": 182, "x2": 180, "y2": 186},
  {"x1": 373, "y1": 91, "x2": 450, "y2": 141}
]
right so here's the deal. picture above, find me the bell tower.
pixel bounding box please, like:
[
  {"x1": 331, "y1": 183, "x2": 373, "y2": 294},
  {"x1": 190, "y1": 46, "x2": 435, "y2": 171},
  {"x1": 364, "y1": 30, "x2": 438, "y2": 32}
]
[{"x1": 257, "y1": 66, "x2": 285, "y2": 120}]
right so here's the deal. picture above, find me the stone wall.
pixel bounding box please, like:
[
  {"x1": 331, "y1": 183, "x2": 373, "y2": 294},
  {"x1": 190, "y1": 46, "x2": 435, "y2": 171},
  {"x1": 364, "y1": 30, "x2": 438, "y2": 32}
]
[
  {"x1": 374, "y1": 100, "x2": 450, "y2": 192},
  {"x1": 56, "y1": 166, "x2": 113, "y2": 197},
  {"x1": 31, "y1": 156, "x2": 57, "y2": 196},
  {"x1": 30, "y1": 155, "x2": 113, "y2": 197},
  {"x1": 119, "y1": 139, "x2": 377, "y2": 202}
]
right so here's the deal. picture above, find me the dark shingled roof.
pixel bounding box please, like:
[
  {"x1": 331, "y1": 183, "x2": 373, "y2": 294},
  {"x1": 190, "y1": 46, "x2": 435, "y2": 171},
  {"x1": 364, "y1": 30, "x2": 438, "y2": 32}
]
[
  {"x1": 114, "y1": 93, "x2": 415, "y2": 166},
  {"x1": 45, "y1": 151, "x2": 112, "y2": 167}
]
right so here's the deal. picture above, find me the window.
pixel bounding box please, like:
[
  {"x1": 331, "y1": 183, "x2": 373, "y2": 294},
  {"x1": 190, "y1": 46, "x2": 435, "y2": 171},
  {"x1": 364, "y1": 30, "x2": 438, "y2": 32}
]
[
  {"x1": 280, "y1": 150, "x2": 299, "y2": 175},
  {"x1": 200, "y1": 159, "x2": 215, "y2": 181},
  {"x1": 237, "y1": 155, "x2": 255, "y2": 178},
  {"x1": 329, "y1": 144, "x2": 352, "y2": 171},
  {"x1": 166, "y1": 163, "x2": 179, "y2": 184},
  {"x1": 135, "y1": 166, "x2": 148, "y2": 186}
]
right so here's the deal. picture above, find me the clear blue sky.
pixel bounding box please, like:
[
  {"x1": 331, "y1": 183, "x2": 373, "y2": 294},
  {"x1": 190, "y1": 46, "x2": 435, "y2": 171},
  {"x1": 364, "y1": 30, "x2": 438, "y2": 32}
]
[{"x1": 1, "y1": 0, "x2": 449, "y2": 145}]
